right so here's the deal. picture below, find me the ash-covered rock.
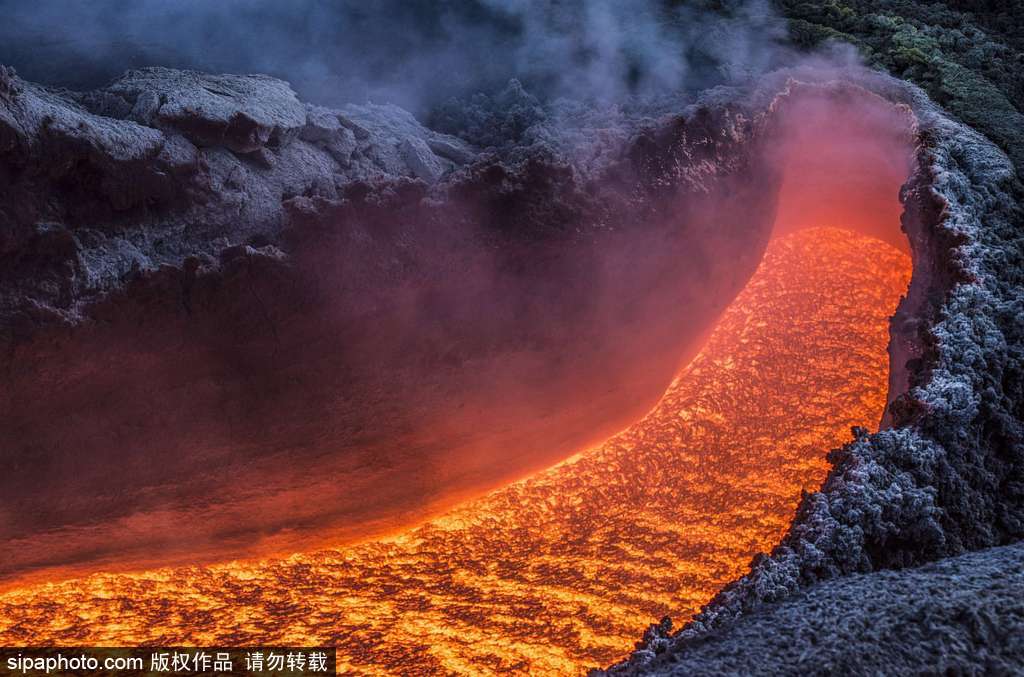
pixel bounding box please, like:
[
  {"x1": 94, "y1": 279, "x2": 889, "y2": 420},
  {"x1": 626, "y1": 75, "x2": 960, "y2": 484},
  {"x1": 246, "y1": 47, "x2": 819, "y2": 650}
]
[
  {"x1": 99, "y1": 68, "x2": 308, "y2": 153},
  {"x1": 428, "y1": 79, "x2": 547, "y2": 149},
  {"x1": 0, "y1": 66, "x2": 472, "y2": 321},
  {"x1": 621, "y1": 541, "x2": 1024, "y2": 675}
]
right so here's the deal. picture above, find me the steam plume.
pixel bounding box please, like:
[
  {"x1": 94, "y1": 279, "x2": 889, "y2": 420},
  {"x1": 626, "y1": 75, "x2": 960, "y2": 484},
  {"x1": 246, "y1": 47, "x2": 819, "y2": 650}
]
[{"x1": 0, "y1": 0, "x2": 791, "y2": 113}]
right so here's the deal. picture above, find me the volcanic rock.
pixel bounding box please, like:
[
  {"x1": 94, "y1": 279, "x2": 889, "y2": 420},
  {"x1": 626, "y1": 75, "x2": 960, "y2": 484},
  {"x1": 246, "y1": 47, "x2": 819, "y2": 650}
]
[
  {"x1": 103, "y1": 68, "x2": 307, "y2": 153},
  {"x1": 0, "y1": 66, "x2": 780, "y2": 580},
  {"x1": 621, "y1": 541, "x2": 1024, "y2": 675}
]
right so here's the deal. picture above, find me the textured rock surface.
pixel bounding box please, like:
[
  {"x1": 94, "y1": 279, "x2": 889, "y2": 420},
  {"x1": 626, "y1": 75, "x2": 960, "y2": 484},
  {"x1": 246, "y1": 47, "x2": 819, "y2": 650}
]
[
  {"x1": 102, "y1": 69, "x2": 308, "y2": 153},
  {"x1": 625, "y1": 542, "x2": 1024, "y2": 675},
  {"x1": 0, "y1": 65, "x2": 473, "y2": 315}
]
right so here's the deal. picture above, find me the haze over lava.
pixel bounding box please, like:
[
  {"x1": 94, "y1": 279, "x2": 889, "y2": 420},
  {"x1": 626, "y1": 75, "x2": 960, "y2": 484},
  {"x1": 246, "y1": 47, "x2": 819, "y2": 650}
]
[
  {"x1": 0, "y1": 228, "x2": 912, "y2": 674},
  {"x1": 0, "y1": 68, "x2": 916, "y2": 583}
]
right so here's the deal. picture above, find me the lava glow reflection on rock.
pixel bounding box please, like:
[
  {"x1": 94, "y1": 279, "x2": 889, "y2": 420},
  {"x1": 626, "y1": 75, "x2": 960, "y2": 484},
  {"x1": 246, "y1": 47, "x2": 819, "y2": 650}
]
[{"x1": 0, "y1": 227, "x2": 911, "y2": 675}]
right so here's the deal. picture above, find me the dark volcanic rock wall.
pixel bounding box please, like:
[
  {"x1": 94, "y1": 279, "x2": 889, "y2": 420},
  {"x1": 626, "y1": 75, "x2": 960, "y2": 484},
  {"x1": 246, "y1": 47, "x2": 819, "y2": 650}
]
[
  {"x1": 0, "y1": 67, "x2": 782, "y2": 580},
  {"x1": 624, "y1": 541, "x2": 1024, "y2": 675},
  {"x1": 0, "y1": 65, "x2": 476, "y2": 309},
  {"x1": 610, "y1": 66, "x2": 1024, "y2": 674}
]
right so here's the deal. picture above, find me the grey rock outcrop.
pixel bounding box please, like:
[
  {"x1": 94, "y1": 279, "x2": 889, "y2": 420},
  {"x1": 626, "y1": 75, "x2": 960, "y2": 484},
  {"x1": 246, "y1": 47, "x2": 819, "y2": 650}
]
[
  {"x1": 0, "y1": 66, "x2": 474, "y2": 319},
  {"x1": 626, "y1": 542, "x2": 1024, "y2": 675},
  {"x1": 103, "y1": 68, "x2": 308, "y2": 153}
]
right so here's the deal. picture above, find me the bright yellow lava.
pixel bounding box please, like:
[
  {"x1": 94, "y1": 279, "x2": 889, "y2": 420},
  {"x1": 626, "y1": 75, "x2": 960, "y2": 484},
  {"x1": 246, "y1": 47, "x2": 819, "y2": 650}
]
[{"x1": 0, "y1": 227, "x2": 912, "y2": 675}]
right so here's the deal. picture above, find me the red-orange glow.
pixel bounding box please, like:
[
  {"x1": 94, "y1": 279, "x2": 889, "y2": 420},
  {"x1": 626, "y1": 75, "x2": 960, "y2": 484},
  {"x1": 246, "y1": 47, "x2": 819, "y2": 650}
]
[
  {"x1": 770, "y1": 86, "x2": 915, "y2": 252},
  {"x1": 0, "y1": 228, "x2": 910, "y2": 674}
]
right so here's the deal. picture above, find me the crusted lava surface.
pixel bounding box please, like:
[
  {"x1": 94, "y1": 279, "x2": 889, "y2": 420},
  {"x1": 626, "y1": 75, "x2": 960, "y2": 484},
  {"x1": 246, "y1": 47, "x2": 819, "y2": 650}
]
[{"x1": 0, "y1": 228, "x2": 911, "y2": 674}]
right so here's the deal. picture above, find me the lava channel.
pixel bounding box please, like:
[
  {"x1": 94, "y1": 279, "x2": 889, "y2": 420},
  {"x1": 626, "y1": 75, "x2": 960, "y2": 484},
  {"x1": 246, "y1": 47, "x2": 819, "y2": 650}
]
[{"x1": 0, "y1": 227, "x2": 911, "y2": 675}]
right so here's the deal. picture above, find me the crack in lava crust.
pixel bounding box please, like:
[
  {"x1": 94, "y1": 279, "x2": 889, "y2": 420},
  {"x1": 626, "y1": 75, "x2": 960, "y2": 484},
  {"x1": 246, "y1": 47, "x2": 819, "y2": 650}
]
[{"x1": 0, "y1": 227, "x2": 912, "y2": 675}]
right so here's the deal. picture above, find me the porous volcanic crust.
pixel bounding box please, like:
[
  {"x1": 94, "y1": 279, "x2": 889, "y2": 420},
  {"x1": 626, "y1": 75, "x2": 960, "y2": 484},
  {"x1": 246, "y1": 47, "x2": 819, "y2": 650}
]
[
  {"x1": 610, "y1": 69, "x2": 1024, "y2": 675},
  {"x1": 626, "y1": 541, "x2": 1024, "y2": 675}
]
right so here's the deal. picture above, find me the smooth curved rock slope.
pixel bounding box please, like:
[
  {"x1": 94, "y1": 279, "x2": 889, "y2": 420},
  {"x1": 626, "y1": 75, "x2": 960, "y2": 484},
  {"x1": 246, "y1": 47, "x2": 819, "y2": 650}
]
[{"x1": 0, "y1": 65, "x2": 781, "y2": 579}]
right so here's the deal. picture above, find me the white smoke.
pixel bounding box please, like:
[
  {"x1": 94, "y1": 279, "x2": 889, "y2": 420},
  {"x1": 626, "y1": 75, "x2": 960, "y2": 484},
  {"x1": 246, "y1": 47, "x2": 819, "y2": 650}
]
[{"x1": 0, "y1": 0, "x2": 793, "y2": 113}]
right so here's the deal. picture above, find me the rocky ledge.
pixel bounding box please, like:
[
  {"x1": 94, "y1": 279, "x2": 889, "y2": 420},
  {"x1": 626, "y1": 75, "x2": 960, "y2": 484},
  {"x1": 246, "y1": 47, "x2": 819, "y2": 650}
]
[
  {"x1": 0, "y1": 64, "x2": 478, "y2": 311},
  {"x1": 625, "y1": 541, "x2": 1024, "y2": 675}
]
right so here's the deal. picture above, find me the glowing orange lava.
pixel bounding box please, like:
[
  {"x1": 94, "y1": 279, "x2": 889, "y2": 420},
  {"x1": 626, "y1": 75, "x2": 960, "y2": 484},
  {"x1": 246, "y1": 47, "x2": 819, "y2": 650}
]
[{"x1": 0, "y1": 227, "x2": 911, "y2": 675}]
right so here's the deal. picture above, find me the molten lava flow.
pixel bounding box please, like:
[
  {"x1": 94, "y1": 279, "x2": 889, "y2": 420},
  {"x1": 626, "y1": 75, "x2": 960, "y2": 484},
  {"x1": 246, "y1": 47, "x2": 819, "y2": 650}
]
[{"x1": 0, "y1": 228, "x2": 911, "y2": 675}]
